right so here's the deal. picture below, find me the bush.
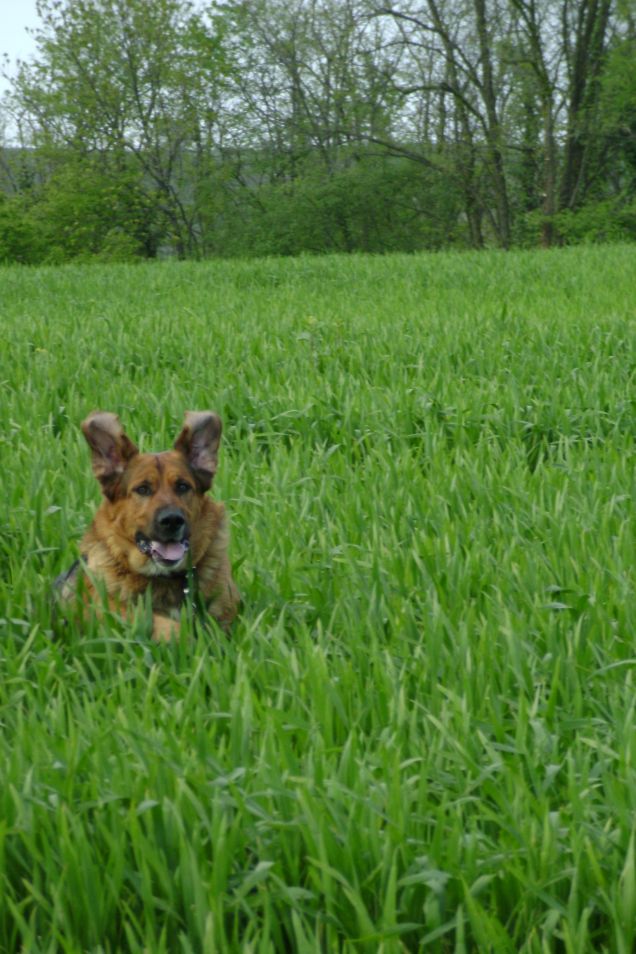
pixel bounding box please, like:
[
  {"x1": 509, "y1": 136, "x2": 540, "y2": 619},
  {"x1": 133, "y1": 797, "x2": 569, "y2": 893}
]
[
  {"x1": 95, "y1": 228, "x2": 144, "y2": 263},
  {"x1": 0, "y1": 194, "x2": 44, "y2": 264},
  {"x1": 19, "y1": 159, "x2": 161, "y2": 262},
  {"x1": 202, "y1": 155, "x2": 464, "y2": 257},
  {"x1": 514, "y1": 197, "x2": 636, "y2": 248},
  {"x1": 555, "y1": 198, "x2": 636, "y2": 244}
]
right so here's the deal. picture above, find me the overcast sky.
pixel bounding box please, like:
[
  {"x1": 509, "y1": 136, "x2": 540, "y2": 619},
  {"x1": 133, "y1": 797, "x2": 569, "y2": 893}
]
[{"x1": 0, "y1": 0, "x2": 40, "y2": 97}]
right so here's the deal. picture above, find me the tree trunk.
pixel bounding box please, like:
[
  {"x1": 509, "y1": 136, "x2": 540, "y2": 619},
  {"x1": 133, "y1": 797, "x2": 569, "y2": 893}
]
[
  {"x1": 558, "y1": 0, "x2": 612, "y2": 211},
  {"x1": 473, "y1": 0, "x2": 511, "y2": 248},
  {"x1": 541, "y1": 108, "x2": 558, "y2": 246}
]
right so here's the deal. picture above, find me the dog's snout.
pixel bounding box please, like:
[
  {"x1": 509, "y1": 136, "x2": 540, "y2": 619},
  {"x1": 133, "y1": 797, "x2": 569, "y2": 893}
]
[{"x1": 154, "y1": 506, "x2": 187, "y2": 539}]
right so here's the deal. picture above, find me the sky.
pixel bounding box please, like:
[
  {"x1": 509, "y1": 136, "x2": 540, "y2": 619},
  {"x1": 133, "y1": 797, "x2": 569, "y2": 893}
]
[{"x1": 0, "y1": 0, "x2": 40, "y2": 97}]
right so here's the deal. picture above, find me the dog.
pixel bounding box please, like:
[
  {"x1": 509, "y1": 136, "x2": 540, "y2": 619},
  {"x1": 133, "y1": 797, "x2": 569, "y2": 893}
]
[{"x1": 56, "y1": 410, "x2": 239, "y2": 641}]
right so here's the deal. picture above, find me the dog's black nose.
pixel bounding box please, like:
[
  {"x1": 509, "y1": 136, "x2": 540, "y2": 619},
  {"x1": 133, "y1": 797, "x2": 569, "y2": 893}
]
[{"x1": 154, "y1": 507, "x2": 187, "y2": 539}]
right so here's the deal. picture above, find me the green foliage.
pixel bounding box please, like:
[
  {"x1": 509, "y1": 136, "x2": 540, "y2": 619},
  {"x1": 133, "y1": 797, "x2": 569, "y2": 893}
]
[
  {"x1": 0, "y1": 156, "x2": 162, "y2": 264},
  {"x1": 8, "y1": 0, "x2": 229, "y2": 258},
  {"x1": 3, "y1": 0, "x2": 636, "y2": 255},
  {"x1": 30, "y1": 160, "x2": 157, "y2": 262},
  {"x1": 206, "y1": 156, "x2": 464, "y2": 257},
  {"x1": 516, "y1": 198, "x2": 636, "y2": 247},
  {"x1": 554, "y1": 198, "x2": 636, "y2": 244},
  {"x1": 0, "y1": 148, "x2": 466, "y2": 261},
  {"x1": 601, "y1": 36, "x2": 636, "y2": 175},
  {"x1": 1, "y1": 247, "x2": 636, "y2": 948},
  {"x1": 96, "y1": 227, "x2": 147, "y2": 263},
  {"x1": 0, "y1": 193, "x2": 43, "y2": 264}
]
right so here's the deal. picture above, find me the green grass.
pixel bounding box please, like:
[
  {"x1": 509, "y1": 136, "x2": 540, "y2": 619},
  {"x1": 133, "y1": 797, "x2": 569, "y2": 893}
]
[{"x1": 0, "y1": 245, "x2": 635, "y2": 952}]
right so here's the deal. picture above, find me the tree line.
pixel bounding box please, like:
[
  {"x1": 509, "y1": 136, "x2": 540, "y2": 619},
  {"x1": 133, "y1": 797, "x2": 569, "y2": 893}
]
[{"x1": 1, "y1": 0, "x2": 635, "y2": 262}]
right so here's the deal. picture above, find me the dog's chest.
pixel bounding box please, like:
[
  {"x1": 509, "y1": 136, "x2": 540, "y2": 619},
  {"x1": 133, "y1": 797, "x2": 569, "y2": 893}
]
[{"x1": 149, "y1": 575, "x2": 193, "y2": 615}]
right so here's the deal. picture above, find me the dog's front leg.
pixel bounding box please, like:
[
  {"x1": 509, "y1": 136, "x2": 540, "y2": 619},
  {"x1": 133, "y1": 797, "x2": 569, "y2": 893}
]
[
  {"x1": 105, "y1": 596, "x2": 181, "y2": 642},
  {"x1": 152, "y1": 613, "x2": 181, "y2": 642},
  {"x1": 208, "y1": 579, "x2": 240, "y2": 632}
]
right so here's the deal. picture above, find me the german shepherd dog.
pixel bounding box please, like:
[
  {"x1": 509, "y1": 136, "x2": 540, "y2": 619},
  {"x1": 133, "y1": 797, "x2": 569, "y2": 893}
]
[{"x1": 56, "y1": 411, "x2": 239, "y2": 641}]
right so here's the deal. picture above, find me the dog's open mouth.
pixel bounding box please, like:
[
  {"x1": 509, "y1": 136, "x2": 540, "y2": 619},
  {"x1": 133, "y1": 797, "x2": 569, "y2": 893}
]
[{"x1": 136, "y1": 532, "x2": 189, "y2": 568}]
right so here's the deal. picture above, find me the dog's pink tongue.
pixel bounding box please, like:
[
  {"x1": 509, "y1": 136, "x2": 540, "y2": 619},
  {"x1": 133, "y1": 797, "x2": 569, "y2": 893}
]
[{"x1": 151, "y1": 541, "x2": 186, "y2": 562}]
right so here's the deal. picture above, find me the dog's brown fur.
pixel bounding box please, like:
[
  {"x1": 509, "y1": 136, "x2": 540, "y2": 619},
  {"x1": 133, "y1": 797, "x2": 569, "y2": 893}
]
[{"x1": 57, "y1": 411, "x2": 239, "y2": 641}]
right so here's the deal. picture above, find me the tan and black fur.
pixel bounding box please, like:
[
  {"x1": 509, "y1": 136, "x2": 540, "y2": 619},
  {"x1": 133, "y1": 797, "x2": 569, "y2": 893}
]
[{"x1": 57, "y1": 411, "x2": 239, "y2": 641}]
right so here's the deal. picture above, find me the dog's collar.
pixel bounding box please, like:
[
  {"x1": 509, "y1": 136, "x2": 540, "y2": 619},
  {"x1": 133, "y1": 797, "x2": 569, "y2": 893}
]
[{"x1": 172, "y1": 563, "x2": 203, "y2": 617}]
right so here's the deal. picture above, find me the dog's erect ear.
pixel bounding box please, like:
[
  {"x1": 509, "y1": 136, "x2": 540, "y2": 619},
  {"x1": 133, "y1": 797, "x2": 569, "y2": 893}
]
[
  {"x1": 81, "y1": 412, "x2": 139, "y2": 499},
  {"x1": 174, "y1": 411, "x2": 222, "y2": 491}
]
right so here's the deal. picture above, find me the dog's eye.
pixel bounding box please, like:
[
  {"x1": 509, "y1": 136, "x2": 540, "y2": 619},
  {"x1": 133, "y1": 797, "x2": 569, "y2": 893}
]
[
  {"x1": 175, "y1": 480, "x2": 192, "y2": 496},
  {"x1": 134, "y1": 484, "x2": 153, "y2": 497}
]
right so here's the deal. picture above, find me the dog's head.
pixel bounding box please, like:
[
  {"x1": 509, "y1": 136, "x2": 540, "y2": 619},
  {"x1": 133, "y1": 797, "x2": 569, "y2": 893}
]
[{"x1": 81, "y1": 411, "x2": 222, "y2": 576}]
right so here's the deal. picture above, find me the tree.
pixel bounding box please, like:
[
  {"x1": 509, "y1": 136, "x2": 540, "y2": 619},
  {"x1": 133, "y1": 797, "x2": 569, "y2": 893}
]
[
  {"x1": 599, "y1": 4, "x2": 636, "y2": 189},
  {"x1": 2, "y1": 0, "x2": 633, "y2": 256},
  {"x1": 372, "y1": 0, "x2": 515, "y2": 247},
  {"x1": 374, "y1": 0, "x2": 618, "y2": 247},
  {"x1": 509, "y1": 0, "x2": 613, "y2": 244},
  {"x1": 215, "y1": 0, "x2": 457, "y2": 253},
  {"x1": 9, "y1": 0, "x2": 229, "y2": 257}
]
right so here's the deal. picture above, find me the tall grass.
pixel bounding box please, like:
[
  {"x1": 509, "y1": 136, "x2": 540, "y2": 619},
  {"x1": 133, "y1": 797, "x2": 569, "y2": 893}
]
[{"x1": 0, "y1": 246, "x2": 635, "y2": 951}]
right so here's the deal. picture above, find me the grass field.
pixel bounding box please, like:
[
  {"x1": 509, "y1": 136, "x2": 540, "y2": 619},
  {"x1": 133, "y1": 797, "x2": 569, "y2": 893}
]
[{"x1": 0, "y1": 245, "x2": 635, "y2": 952}]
